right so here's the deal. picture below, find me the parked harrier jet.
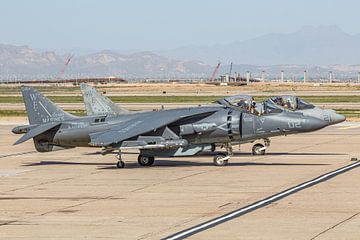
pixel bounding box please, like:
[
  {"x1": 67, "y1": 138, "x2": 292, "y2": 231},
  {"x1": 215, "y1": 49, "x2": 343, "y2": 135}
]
[{"x1": 13, "y1": 86, "x2": 328, "y2": 168}]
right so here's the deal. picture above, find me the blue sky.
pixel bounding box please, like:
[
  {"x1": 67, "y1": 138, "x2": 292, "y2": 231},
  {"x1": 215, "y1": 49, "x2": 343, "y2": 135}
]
[{"x1": 1, "y1": 0, "x2": 359, "y2": 51}]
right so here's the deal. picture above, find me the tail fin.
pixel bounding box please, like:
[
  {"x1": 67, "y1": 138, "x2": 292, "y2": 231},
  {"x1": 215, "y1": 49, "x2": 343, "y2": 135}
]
[
  {"x1": 80, "y1": 83, "x2": 129, "y2": 116},
  {"x1": 21, "y1": 86, "x2": 77, "y2": 124}
]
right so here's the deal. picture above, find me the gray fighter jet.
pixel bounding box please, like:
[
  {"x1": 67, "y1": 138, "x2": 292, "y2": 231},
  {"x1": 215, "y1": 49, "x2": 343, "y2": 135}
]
[{"x1": 13, "y1": 86, "x2": 328, "y2": 168}]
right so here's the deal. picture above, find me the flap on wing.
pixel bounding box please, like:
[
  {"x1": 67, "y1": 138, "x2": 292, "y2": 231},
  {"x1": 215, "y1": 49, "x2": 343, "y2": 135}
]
[
  {"x1": 89, "y1": 109, "x2": 217, "y2": 147},
  {"x1": 14, "y1": 122, "x2": 61, "y2": 145}
]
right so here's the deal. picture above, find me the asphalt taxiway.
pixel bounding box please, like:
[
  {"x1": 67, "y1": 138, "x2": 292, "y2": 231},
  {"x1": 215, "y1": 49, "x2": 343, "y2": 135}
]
[{"x1": 0, "y1": 122, "x2": 360, "y2": 239}]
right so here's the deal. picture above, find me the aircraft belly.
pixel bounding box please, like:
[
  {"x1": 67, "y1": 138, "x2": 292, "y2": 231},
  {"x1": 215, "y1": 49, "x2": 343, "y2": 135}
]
[{"x1": 53, "y1": 128, "x2": 91, "y2": 147}]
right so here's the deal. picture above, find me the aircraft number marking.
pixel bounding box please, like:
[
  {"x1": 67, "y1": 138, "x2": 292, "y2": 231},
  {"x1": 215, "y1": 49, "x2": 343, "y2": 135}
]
[{"x1": 288, "y1": 120, "x2": 302, "y2": 129}]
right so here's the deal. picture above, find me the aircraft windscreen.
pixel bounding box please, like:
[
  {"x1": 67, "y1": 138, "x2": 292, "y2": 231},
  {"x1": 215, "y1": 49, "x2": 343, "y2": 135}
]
[
  {"x1": 297, "y1": 98, "x2": 315, "y2": 110},
  {"x1": 262, "y1": 100, "x2": 284, "y2": 114},
  {"x1": 219, "y1": 95, "x2": 254, "y2": 110},
  {"x1": 272, "y1": 96, "x2": 315, "y2": 110}
]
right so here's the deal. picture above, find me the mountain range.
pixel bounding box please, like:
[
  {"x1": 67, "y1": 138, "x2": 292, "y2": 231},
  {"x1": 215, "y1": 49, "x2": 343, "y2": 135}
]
[
  {"x1": 159, "y1": 25, "x2": 360, "y2": 65},
  {"x1": 0, "y1": 26, "x2": 360, "y2": 80},
  {"x1": 0, "y1": 44, "x2": 211, "y2": 79}
]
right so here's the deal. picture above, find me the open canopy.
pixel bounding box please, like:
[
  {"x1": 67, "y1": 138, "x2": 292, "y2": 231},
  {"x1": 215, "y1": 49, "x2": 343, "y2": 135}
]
[
  {"x1": 215, "y1": 95, "x2": 255, "y2": 111},
  {"x1": 271, "y1": 96, "x2": 314, "y2": 111},
  {"x1": 216, "y1": 95, "x2": 284, "y2": 116}
]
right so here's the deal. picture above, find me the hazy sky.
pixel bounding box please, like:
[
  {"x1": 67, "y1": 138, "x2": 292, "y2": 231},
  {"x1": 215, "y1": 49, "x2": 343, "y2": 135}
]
[{"x1": 1, "y1": 0, "x2": 359, "y2": 51}]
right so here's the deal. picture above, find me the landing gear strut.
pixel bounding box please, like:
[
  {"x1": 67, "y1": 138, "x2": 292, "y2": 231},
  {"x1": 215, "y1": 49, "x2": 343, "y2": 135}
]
[{"x1": 116, "y1": 150, "x2": 125, "y2": 168}]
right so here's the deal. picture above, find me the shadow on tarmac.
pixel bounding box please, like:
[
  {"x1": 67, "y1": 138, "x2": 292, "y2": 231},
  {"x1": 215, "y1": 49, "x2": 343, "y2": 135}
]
[
  {"x1": 83, "y1": 151, "x2": 345, "y2": 157},
  {"x1": 23, "y1": 158, "x2": 331, "y2": 170}
]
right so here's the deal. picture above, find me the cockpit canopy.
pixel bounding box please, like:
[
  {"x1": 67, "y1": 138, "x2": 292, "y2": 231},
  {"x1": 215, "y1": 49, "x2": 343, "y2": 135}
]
[
  {"x1": 271, "y1": 96, "x2": 314, "y2": 111},
  {"x1": 255, "y1": 99, "x2": 284, "y2": 115},
  {"x1": 215, "y1": 95, "x2": 254, "y2": 111},
  {"x1": 216, "y1": 95, "x2": 284, "y2": 115}
]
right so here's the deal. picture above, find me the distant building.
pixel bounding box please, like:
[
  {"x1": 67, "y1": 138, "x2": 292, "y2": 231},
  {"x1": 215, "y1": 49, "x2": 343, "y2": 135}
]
[{"x1": 0, "y1": 77, "x2": 127, "y2": 85}]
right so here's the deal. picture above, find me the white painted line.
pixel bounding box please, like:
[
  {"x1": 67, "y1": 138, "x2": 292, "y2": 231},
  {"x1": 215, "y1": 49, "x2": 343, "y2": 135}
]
[
  {"x1": 39, "y1": 101, "x2": 51, "y2": 117},
  {"x1": 164, "y1": 161, "x2": 360, "y2": 240}
]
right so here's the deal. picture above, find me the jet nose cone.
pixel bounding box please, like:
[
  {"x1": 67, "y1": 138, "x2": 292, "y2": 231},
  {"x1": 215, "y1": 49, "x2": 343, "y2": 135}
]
[
  {"x1": 330, "y1": 111, "x2": 346, "y2": 125},
  {"x1": 303, "y1": 117, "x2": 328, "y2": 132}
]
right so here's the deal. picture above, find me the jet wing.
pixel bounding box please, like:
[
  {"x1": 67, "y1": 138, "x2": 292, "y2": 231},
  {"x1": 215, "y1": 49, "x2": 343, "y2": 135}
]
[
  {"x1": 14, "y1": 122, "x2": 61, "y2": 145},
  {"x1": 89, "y1": 109, "x2": 217, "y2": 147}
]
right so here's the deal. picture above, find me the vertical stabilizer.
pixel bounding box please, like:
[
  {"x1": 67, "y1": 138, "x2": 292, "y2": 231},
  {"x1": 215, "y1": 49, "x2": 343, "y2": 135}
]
[
  {"x1": 21, "y1": 86, "x2": 77, "y2": 124},
  {"x1": 80, "y1": 83, "x2": 129, "y2": 116}
]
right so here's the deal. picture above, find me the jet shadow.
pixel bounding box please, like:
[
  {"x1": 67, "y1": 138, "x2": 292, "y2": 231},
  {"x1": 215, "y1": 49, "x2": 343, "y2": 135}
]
[
  {"x1": 250, "y1": 152, "x2": 346, "y2": 156},
  {"x1": 84, "y1": 151, "x2": 345, "y2": 157},
  {"x1": 98, "y1": 161, "x2": 330, "y2": 169},
  {"x1": 23, "y1": 161, "x2": 115, "y2": 167},
  {"x1": 23, "y1": 157, "x2": 332, "y2": 169}
]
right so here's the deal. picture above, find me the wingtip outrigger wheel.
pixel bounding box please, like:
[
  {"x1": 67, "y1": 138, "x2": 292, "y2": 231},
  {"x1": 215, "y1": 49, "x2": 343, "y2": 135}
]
[
  {"x1": 116, "y1": 160, "x2": 125, "y2": 168},
  {"x1": 116, "y1": 150, "x2": 125, "y2": 168}
]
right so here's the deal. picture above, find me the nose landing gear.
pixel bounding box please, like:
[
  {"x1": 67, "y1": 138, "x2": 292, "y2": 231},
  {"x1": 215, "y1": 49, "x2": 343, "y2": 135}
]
[
  {"x1": 213, "y1": 153, "x2": 230, "y2": 166},
  {"x1": 252, "y1": 138, "x2": 270, "y2": 155}
]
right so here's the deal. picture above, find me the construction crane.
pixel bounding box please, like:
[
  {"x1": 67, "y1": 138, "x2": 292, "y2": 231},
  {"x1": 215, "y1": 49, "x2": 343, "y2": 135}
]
[
  {"x1": 55, "y1": 54, "x2": 74, "y2": 80},
  {"x1": 209, "y1": 62, "x2": 221, "y2": 82}
]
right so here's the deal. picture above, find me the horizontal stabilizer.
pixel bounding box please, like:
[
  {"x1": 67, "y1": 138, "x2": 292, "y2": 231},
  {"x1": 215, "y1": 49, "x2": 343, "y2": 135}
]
[{"x1": 14, "y1": 122, "x2": 61, "y2": 145}]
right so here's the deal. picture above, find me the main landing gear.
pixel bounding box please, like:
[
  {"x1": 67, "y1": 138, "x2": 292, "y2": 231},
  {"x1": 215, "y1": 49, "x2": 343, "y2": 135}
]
[
  {"x1": 114, "y1": 142, "x2": 236, "y2": 168},
  {"x1": 115, "y1": 150, "x2": 155, "y2": 168},
  {"x1": 137, "y1": 155, "x2": 155, "y2": 166},
  {"x1": 252, "y1": 138, "x2": 271, "y2": 155}
]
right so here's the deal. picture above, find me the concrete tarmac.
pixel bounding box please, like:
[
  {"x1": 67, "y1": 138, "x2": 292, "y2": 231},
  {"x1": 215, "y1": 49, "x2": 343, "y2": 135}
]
[{"x1": 0, "y1": 122, "x2": 360, "y2": 239}]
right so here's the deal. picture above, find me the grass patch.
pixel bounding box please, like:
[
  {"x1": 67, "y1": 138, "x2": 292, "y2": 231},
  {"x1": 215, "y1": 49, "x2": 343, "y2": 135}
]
[
  {"x1": 334, "y1": 109, "x2": 360, "y2": 118},
  {"x1": 0, "y1": 86, "x2": 80, "y2": 94},
  {"x1": 0, "y1": 95, "x2": 360, "y2": 104},
  {"x1": 0, "y1": 110, "x2": 86, "y2": 117}
]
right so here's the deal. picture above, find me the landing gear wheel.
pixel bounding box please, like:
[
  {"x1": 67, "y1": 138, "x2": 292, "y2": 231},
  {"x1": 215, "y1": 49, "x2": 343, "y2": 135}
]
[
  {"x1": 213, "y1": 154, "x2": 229, "y2": 166},
  {"x1": 252, "y1": 143, "x2": 266, "y2": 155},
  {"x1": 116, "y1": 160, "x2": 125, "y2": 168},
  {"x1": 137, "y1": 155, "x2": 155, "y2": 166}
]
